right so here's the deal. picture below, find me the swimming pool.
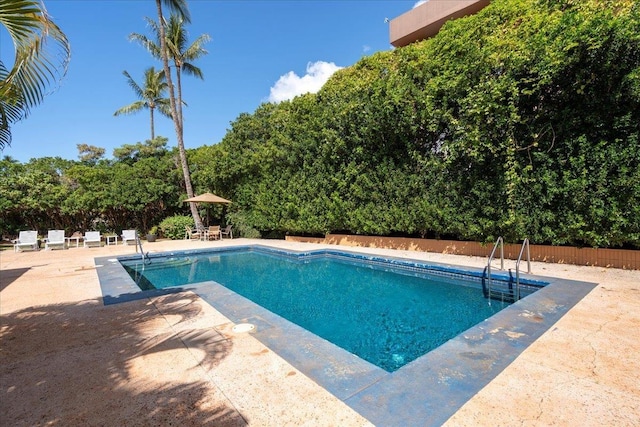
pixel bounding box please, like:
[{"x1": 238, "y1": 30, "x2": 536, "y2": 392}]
[
  {"x1": 95, "y1": 243, "x2": 597, "y2": 426},
  {"x1": 120, "y1": 247, "x2": 526, "y2": 371}
]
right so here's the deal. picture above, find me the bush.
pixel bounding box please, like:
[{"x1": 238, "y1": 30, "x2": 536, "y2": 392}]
[
  {"x1": 159, "y1": 215, "x2": 193, "y2": 240},
  {"x1": 226, "y1": 212, "x2": 261, "y2": 239}
]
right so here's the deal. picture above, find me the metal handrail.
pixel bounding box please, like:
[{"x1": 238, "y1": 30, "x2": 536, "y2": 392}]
[
  {"x1": 136, "y1": 236, "x2": 150, "y2": 263},
  {"x1": 514, "y1": 238, "x2": 531, "y2": 301},
  {"x1": 486, "y1": 236, "x2": 504, "y2": 299}
]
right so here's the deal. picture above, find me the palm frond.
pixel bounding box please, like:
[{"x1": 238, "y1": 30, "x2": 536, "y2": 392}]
[
  {"x1": 129, "y1": 19, "x2": 163, "y2": 60},
  {"x1": 181, "y1": 63, "x2": 204, "y2": 80},
  {"x1": 113, "y1": 101, "x2": 147, "y2": 116},
  {"x1": 0, "y1": 60, "x2": 24, "y2": 148},
  {"x1": 155, "y1": 99, "x2": 173, "y2": 119},
  {"x1": 0, "y1": 0, "x2": 71, "y2": 149},
  {"x1": 122, "y1": 70, "x2": 145, "y2": 99},
  {"x1": 0, "y1": 1, "x2": 70, "y2": 106},
  {"x1": 160, "y1": 0, "x2": 190, "y2": 23},
  {"x1": 183, "y1": 34, "x2": 211, "y2": 61}
]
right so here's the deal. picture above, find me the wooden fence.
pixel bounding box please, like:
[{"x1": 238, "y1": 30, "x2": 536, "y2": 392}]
[{"x1": 285, "y1": 234, "x2": 640, "y2": 270}]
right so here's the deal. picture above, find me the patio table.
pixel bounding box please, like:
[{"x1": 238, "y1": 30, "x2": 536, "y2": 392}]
[{"x1": 65, "y1": 236, "x2": 83, "y2": 248}]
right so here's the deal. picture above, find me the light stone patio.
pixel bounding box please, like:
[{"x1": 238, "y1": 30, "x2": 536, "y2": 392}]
[{"x1": 1, "y1": 238, "x2": 639, "y2": 426}]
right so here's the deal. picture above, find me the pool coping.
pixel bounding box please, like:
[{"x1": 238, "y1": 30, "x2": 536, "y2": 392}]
[{"x1": 94, "y1": 244, "x2": 598, "y2": 426}]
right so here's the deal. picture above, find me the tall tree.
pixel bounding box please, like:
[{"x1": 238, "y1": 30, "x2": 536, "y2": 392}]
[
  {"x1": 129, "y1": 14, "x2": 210, "y2": 130},
  {"x1": 114, "y1": 67, "x2": 171, "y2": 140},
  {"x1": 77, "y1": 143, "x2": 105, "y2": 165},
  {"x1": 153, "y1": 0, "x2": 204, "y2": 230},
  {"x1": 0, "y1": 0, "x2": 71, "y2": 149}
]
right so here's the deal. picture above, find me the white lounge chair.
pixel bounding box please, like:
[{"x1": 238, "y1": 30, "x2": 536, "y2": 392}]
[
  {"x1": 83, "y1": 231, "x2": 102, "y2": 248},
  {"x1": 121, "y1": 229, "x2": 137, "y2": 245},
  {"x1": 45, "y1": 230, "x2": 66, "y2": 250},
  {"x1": 13, "y1": 230, "x2": 39, "y2": 252}
]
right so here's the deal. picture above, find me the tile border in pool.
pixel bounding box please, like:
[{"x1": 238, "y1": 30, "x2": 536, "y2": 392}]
[{"x1": 94, "y1": 244, "x2": 598, "y2": 427}]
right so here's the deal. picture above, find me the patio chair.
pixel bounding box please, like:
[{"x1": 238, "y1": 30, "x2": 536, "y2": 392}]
[
  {"x1": 220, "y1": 225, "x2": 233, "y2": 239},
  {"x1": 121, "y1": 229, "x2": 137, "y2": 245},
  {"x1": 83, "y1": 231, "x2": 102, "y2": 248},
  {"x1": 207, "y1": 225, "x2": 221, "y2": 240},
  {"x1": 44, "y1": 230, "x2": 66, "y2": 250},
  {"x1": 13, "y1": 230, "x2": 39, "y2": 252},
  {"x1": 185, "y1": 226, "x2": 201, "y2": 240}
]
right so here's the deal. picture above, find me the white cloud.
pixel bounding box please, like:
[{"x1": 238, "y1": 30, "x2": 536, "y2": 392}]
[
  {"x1": 413, "y1": 0, "x2": 428, "y2": 8},
  {"x1": 363, "y1": 45, "x2": 371, "y2": 53},
  {"x1": 268, "y1": 61, "x2": 343, "y2": 103}
]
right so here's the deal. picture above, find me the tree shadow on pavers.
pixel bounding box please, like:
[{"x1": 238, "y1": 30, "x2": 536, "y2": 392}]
[
  {"x1": 0, "y1": 267, "x2": 36, "y2": 292},
  {"x1": 0, "y1": 295, "x2": 248, "y2": 426}
]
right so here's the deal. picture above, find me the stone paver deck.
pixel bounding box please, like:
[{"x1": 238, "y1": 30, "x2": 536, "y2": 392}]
[{"x1": 1, "y1": 238, "x2": 638, "y2": 426}]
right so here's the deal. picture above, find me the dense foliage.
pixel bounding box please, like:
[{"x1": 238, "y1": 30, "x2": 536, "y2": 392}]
[
  {"x1": 194, "y1": 0, "x2": 640, "y2": 248},
  {"x1": 159, "y1": 215, "x2": 193, "y2": 240},
  {"x1": 1, "y1": 139, "x2": 191, "y2": 236},
  {"x1": 1, "y1": 0, "x2": 638, "y2": 248}
]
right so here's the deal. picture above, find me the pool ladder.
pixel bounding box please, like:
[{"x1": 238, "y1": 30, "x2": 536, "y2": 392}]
[
  {"x1": 482, "y1": 237, "x2": 530, "y2": 302},
  {"x1": 136, "y1": 236, "x2": 151, "y2": 264}
]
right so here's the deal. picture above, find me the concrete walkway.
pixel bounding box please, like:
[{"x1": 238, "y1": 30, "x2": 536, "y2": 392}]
[{"x1": 1, "y1": 238, "x2": 639, "y2": 426}]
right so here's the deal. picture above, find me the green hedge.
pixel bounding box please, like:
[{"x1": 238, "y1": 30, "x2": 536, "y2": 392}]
[{"x1": 159, "y1": 215, "x2": 193, "y2": 240}]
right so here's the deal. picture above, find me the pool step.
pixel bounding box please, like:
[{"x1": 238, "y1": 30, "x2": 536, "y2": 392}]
[
  {"x1": 483, "y1": 237, "x2": 532, "y2": 303},
  {"x1": 482, "y1": 267, "x2": 517, "y2": 303},
  {"x1": 482, "y1": 266, "x2": 543, "y2": 303}
]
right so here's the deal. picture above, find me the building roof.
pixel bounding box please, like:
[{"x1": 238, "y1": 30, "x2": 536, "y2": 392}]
[{"x1": 389, "y1": 0, "x2": 490, "y2": 47}]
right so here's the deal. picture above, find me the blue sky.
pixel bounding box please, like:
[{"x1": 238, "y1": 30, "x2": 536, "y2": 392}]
[{"x1": 1, "y1": 0, "x2": 421, "y2": 163}]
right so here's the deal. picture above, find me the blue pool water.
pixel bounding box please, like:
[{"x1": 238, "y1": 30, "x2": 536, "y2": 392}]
[{"x1": 121, "y1": 248, "x2": 514, "y2": 372}]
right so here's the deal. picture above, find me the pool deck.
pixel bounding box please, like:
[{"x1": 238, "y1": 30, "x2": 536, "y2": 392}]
[{"x1": 1, "y1": 238, "x2": 639, "y2": 426}]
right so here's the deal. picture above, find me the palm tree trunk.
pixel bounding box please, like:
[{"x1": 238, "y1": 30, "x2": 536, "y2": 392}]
[
  {"x1": 150, "y1": 106, "x2": 155, "y2": 140},
  {"x1": 155, "y1": 0, "x2": 203, "y2": 230},
  {"x1": 176, "y1": 66, "x2": 184, "y2": 129}
]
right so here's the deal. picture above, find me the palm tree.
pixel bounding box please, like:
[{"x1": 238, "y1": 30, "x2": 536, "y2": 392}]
[
  {"x1": 0, "y1": 0, "x2": 71, "y2": 149},
  {"x1": 114, "y1": 67, "x2": 171, "y2": 140},
  {"x1": 129, "y1": 15, "x2": 210, "y2": 130},
  {"x1": 154, "y1": 0, "x2": 204, "y2": 230}
]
